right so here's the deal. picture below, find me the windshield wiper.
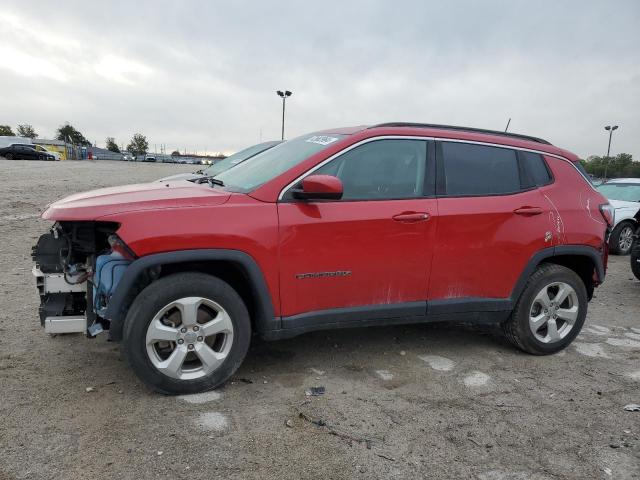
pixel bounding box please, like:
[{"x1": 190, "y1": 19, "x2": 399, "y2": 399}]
[
  {"x1": 191, "y1": 175, "x2": 224, "y2": 186},
  {"x1": 206, "y1": 177, "x2": 224, "y2": 187}
]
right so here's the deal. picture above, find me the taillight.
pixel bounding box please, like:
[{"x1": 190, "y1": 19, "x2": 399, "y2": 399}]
[
  {"x1": 599, "y1": 203, "x2": 614, "y2": 228},
  {"x1": 108, "y1": 234, "x2": 136, "y2": 260}
]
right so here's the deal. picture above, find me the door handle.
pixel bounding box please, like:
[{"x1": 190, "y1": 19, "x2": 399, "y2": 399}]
[
  {"x1": 392, "y1": 212, "x2": 430, "y2": 223},
  {"x1": 513, "y1": 206, "x2": 543, "y2": 216}
]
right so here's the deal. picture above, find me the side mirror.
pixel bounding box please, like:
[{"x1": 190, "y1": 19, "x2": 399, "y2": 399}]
[{"x1": 292, "y1": 174, "x2": 343, "y2": 200}]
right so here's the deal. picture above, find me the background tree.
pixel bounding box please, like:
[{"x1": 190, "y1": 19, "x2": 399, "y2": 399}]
[
  {"x1": 105, "y1": 137, "x2": 120, "y2": 153},
  {"x1": 127, "y1": 133, "x2": 149, "y2": 156},
  {"x1": 16, "y1": 124, "x2": 38, "y2": 139},
  {"x1": 0, "y1": 125, "x2": 15, "y2": 136},
  {"x1": 56, "y1": 123, "x2": 90, "y2": 145},
  {"x1": 581, "y1": 153, "x2": 639, "y2": 179},
  {"x1": 171, "y1": 150, "x2": 181, "y2": 156}
]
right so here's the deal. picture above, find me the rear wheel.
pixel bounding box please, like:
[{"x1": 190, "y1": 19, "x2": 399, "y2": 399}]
[
  {"x1": 503, "y1": 263, "x2": 587, "y2": 355},
  {"x1": 609, "y1": 221, "x2": 635, "y2": 255},
  {"x1": 5, "y1": 153, "x2": 13, "y2": 160},
  {"x1": 123, "y1": 272, "x2": 251, "y2": 394}
]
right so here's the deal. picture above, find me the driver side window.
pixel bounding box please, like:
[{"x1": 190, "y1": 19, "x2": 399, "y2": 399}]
[{"x1": 313, "y1": 139, "x2": 428, "y2": 200}]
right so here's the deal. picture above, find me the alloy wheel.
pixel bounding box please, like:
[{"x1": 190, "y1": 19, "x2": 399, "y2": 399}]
[
  {"x1": 529, "y1": 282, "x2": 579, "y2": 343},
  {"x1": 619, "y1": 226, "x2": 634, "y2": 252},
  {"x1": 145, "y1": 297, "x2": 234, "y2": 380}
]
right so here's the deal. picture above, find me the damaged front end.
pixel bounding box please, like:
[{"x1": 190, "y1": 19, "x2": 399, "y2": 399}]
[{"x1": 32, "y1": 221, "x2": 134, "y2": 336}]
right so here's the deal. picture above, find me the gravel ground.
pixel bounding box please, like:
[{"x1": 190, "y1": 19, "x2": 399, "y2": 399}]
[{"x1": 0, "y1": 159, "x2": 638, "y2": 480}]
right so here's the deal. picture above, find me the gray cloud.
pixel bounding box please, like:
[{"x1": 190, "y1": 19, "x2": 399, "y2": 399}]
[{"x1": 1, "y1": 0, "x2": 638, "y2": 157}]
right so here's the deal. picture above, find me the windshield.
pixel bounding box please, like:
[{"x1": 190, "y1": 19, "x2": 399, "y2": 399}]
[
  {"x1": 202, "y1": 141, "x2": 280, "y2": 177},
  {"x1": 215, "y1": 134, "x2": 346, "y2": 192},
  {"x1": 597, "y1": 183, "x2": 640, "y2": 202}
]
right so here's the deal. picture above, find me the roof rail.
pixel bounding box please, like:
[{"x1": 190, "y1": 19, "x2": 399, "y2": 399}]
[{"x1": 368, "y1": 122, "x2": 552, "y2": 145}]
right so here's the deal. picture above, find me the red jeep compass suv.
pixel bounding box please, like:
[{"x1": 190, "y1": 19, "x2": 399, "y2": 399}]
[{"x1": 33, "y1": 123, "x2": 612, "y2": 394}]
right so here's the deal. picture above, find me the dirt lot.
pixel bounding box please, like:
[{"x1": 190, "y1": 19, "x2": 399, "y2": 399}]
[{"x1": 0, "y1": 159, "x2": 638, "y2": 480}]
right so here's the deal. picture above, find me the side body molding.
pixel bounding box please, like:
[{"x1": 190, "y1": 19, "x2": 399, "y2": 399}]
[
  {"x1": 264, "y1": 245, "x2": 605, "y2": 340},
  {"x1": 104, "y1": 246, "x2": 604, "y2": 342},
  {"x1": 104, "y1": 249, "x2": 277, "y2": 340}
]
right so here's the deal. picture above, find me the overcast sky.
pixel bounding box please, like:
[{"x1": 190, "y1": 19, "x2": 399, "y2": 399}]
[{"x1": 1, "y1": 1, "x2": 638, "y2": 157}]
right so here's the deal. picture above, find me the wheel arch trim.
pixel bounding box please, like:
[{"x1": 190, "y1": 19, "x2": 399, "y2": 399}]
[
  {"x1": 104, "y1": 249, "x2": 276, "y2": 341},
  {"x1": 511, "y1": 245, "x2": 605, "y2": 302}
]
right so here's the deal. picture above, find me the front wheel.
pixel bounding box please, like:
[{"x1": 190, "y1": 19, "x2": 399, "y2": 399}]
[
  {"x1": 123, "y1": 272, "x2": 251, "y2": 394},
  {"x1": 503, "y1": 263, "x2": 588, "y2": 355},
  {"x1": 5, "y1": 153, "x2": 13, "y2": 160}
]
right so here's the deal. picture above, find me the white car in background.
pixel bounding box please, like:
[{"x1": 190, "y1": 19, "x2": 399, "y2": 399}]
[{"x1": 596, "y1": 178, "x2": 640, "y2": 255}]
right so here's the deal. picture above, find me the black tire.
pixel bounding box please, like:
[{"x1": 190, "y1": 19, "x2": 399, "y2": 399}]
[
  {"x1": 631, "y1": 233, "x2": 640, "y2": 281},
  {"x1": 123, "y1": 272, "x2": 251, "y2": 394},
  {"x1": 503, "y1": 263, "x2": 588, "y2": 355},
  {"x1": 609, "y1": 221, "x2": 635, "y2": 255},
  {"x1": 5, "y1": 153, "x2": 13, "y2": 160}
]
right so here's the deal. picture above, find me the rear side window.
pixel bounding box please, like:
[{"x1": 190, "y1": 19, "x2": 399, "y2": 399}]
[
  {"x1": 440, "y1": 142, "x2": 520, "y2": 196},
  {"x1": 521, "y1": 151, "x2": 552, "y2": 186}
]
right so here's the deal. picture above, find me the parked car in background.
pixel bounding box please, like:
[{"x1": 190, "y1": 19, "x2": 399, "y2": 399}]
[
  {"x1": 3, "y1": 143, "x2": 60, "y2": 161},
  {"x1": 33, "y1": 123, "x2": 610, "y2": 394},
  {"x1": 596, "y1": 178, "x2": 640, "y2": 254},
  {"x1": 122, "y1": 152, "x2": 134, "y2": 161},
  {"x1": 33, "y1": 144, "x2": 62, "y2": 161},
  {"x1": 157, "y1": 140, "x2": 281, "y2": 182},
  {"x1": 0, "y1": 144, "x2": 56, "y2": 161}
]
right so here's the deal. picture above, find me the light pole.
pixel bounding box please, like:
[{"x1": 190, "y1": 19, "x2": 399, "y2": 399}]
[
  {"x1": 276, "y1": 90, "x2": 292, "y2": 140},
  {"x1": 603, "y1": 125, "x2": 619, "y2": 181}
]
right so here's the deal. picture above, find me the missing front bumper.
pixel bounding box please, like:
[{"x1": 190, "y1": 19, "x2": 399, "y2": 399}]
[
  {"x1": 33, "y1": 265, "x2": 90, "y2": 333},
  {"x1": 43, "y1": 316, "x2": 87, "y2": 334}
]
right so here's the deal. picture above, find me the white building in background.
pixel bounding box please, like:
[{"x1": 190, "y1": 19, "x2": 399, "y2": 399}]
[{"x1": 0, "y1": 136, "x2": 32, "y2": 148}]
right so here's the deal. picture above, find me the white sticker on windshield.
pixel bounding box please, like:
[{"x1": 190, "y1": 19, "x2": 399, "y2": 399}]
[{"x1": 305, "y1": 135, "x2": 339, "y2": 146}]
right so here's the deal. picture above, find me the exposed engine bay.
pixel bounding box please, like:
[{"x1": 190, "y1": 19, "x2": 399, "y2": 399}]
[{"x1": 32, "y1": 221, "x2": 134, "y2": 336}]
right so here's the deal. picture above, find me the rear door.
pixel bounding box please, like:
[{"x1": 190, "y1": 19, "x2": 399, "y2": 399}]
[
  {"x1": 19, "y1": 146, "x2": 37, "y2": 159},
  {"x1": 277, "y1": 138, "x2": 437, "y2": 321},
  {"x1": 429, "y1": 141, "x2": 553, "y2": 303}
]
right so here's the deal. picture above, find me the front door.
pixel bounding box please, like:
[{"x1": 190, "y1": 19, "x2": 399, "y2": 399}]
[{"x1": 277, "y1": 138, "x2": 437, "y2": 322}]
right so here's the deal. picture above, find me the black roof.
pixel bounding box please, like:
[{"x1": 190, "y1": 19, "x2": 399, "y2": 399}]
[{"x1": 368, "y1": 122, "x2": 552, "y2": 145}]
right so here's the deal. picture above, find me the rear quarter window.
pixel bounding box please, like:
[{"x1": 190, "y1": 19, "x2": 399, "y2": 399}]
[
  {"x1": 521, "y1": 151, "x2": 552, "y2": 186},
  {"x1": 574, "y1": 162, "x2": 593, "y2": 185}
]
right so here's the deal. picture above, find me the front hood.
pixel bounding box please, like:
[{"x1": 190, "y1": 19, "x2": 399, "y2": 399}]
[
  {"x1": 609, "y1": 199, "x2": 640, "y2": 209},
  {"x1": 42, "y1": 181, "x2": 230, "y2": 221},
  {"x1": 156, "y1": 172, "x2": 203, "y2": 182}
]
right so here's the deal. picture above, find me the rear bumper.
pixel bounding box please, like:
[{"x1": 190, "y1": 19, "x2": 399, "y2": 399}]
[{"x1": 602, "y1": 226, "x2": 611, "y2": 281}]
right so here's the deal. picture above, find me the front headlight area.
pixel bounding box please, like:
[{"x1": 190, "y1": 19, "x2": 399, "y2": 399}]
[{"x1": 32, "y1": 221, "x2": 134, "y2": 336}]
